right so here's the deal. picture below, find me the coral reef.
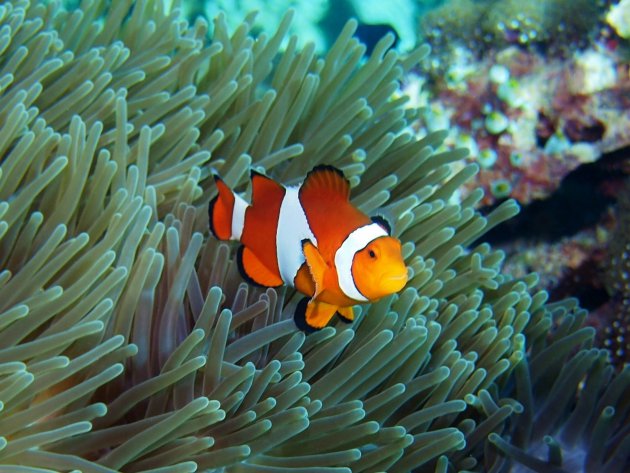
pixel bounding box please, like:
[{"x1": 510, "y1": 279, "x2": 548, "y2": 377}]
[
  {"x1": 409, "y1": 0, "x2": 630, "y2": 368},
  {"x1": 407, "y1": 41, "x2": 630, "y2": 207},
  {"x1": 421, "y1": 0, "x2": 609, "y2": 58},
  {"x1": 0, "y1": 1, "x2": 627, "y2": 473},
  {"x1": 600, "y1": 178, "x2": 630, "y2": 367},
  {"x1": 607, "y1": 0, "x2": 630, "y2": 39}
]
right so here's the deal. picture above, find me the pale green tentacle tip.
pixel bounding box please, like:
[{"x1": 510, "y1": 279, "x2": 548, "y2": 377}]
[
  {"x1": 205, "y1": 399, "x2": 222, "y2": 412},
  {"x1": 601, "y1": 406, "x2": 615, "y2": 419},
  {"x1": 500, "y1": 198, "x2": 521, "y2": 218},
  {"x1": 190, "y1": 356, "x2": 207, "y2": 369},
  {"x1": 188, "y1": 328, "x2": 205, "y2": 341},
  {"x1": 307, "y1": 398, "x2": 322, "y2": 414},
  {"x1": 290, "y1": 406, "x2": 309, "y2": 420},
  {"x1": 402, "y1": 433, "x2": 415, "y2": 448},
  {"x1": 435, "y1": 455, "x2": 449, "y2": 473},
  {"x1": 213, "y1": 409, "x2": 227, "y2": 422},
  {"x1": 187, "y1": 397, "x2": 211, "y2": 412},
  {"x1": 388, "y1": 425, "x2": 410, "y2": 438},
  {"x1": 263, "y1": 397, "x2": 277, "y2": 410},
  {"x1": 82, "y1": 320, "x2": 106, "y2": 334},
  {"x1": 488, "y1": 433, "x2": 503, "y2": 446},
  {"x1": 174, "y1": 461, "x2": 198, "y2": 473},
  {"x1": 72, "y1": 421, "x2": 94, "y2": 434},
  {"x1": 109, "y1": 363, "x2": 125, "y2": 377},
  {"x1": 465, "y1": 393, "x2": 489, "y2": 410},
  {"x1": 454, "y1": 431, "x2": 467, "y2": 450},
  {"x1": 363, "y1": 420, "x2": 381, "y2": 434},
  {"x1": 435, "y1": 365, "x2": 450, "y2": 379},
  {"x1": 108, "y1": 334, "x2": 127, "y2": 346},
  {"x1": 9, "y1": 304, "x2": 29, "y2": 319},
  {"x1": 267, "y1": 359, "x2": 281, "y2": 371},
  {"x1": 542, "y1": 436, "x2": 563, "y2": 466},
  {"x1": 388, "y1": 383, "x2": 407, "y2": 396},
  {"x1": 124, "y1": 342, "x2": 139, "y2": 356},
  {"x1": 139, "y1": 461, "x2": 198, "y2": 473},
  {"x1": 92, "y1": 402, "x2": 108, "y2": 417}
]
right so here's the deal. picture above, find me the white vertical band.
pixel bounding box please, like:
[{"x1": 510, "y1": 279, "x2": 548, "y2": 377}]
[
  {"x1": 335, "y1": 223, "x2": 388, "y2": 302},
  {"x1": 276, "y1": 186, "x2": 317, "y2": 285},
  {"x1": 231, "y1": 193, "x2": 248, "y2": 240}
]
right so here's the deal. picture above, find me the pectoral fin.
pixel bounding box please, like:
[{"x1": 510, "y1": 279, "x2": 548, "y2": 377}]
[
  {"x1": 294, "y1": 297, "x2": 340, "y2": 332},
  {"x1": 301, "y1": 239, "x2": 327, "y2": 299}
]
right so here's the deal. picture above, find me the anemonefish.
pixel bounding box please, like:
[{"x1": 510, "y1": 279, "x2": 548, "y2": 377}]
[{"x1": 208, "y1": 165, "x2": 408, "y2": 331}]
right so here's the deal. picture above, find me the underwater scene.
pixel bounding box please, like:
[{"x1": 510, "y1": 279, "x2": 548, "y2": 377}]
[{"x1": 0, "y1": 0, "x2": 629, "y2": 472}]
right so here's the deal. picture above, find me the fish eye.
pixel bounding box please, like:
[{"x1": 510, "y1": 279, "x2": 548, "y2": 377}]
[{"x1": 368, "y1": 250, "x2": 376, "y2": 258}]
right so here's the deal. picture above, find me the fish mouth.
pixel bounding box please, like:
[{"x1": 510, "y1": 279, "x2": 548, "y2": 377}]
[
  {"x1": 384, "y1": 274, "x2": 407, "y2": 282},
  {"x1": 379, "y1": 271, "x2": 408, "y2": 292}
]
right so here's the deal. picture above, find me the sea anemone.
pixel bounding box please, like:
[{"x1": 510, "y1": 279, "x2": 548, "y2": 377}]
[
  {"x1": 0, "y1": 1, "x2": 627, "y2": 472},
  {"x1": 491, "y1": 298, "x2": 630, "y2": 473}
]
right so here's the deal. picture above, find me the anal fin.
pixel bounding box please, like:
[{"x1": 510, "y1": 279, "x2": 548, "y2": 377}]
[
  {"x1": 294, "y1": 297, "x2": 314, "y2": 333},
  {"x1": 209, "y1": 176, "x2": 236, "y2": 241},
  {"x1": 294, "y1": 298, "x2": 339, "y2": 331},
  {"x1": 337, "y1": 306, "x2": 354, "y2": 323},
  {"x1": 237, "y1": 246, "x2": 283, "y2": 288}
]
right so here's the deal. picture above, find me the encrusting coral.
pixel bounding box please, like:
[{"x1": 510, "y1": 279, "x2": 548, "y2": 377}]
[
  {"x1": 601, "y1": 179, "x2": 630, "y2": 368},
  {"x1": 0, "y1": 1, "x2": 628, "y2": 472},
  {"x1": 421, "y1": 0, "x2": 606, "y2": 56}
]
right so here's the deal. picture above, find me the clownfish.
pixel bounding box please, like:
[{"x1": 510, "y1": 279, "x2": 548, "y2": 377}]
[{"x1": 208, "y1": 165, "x2": 408, "y2": 331}]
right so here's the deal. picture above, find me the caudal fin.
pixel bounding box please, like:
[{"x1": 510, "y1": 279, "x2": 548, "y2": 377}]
[{"x1": 208, "y1": 175, "x2": 248, "y2": 241}]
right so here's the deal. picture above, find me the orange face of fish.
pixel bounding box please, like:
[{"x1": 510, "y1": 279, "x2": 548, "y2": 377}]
[{"x1": 351, "y1": 236, "x2": 408, "y2": 300}]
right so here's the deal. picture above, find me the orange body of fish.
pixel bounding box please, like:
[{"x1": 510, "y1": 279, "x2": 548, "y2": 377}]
[{"x1": 209, "y1": 165, "x2": 408, "y2": 331}]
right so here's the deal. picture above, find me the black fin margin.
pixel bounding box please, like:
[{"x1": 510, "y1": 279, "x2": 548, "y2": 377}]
[
  {"x1": 306, "y1": 164, "x2": 349, "y2": 183},
  {"x1": 208, "y1": 195, "x2": 220, "y2": 239},
  {"x1": 208, "y1": 173, "x2": 227, "y2": 240},
  {"x1": 336, "y1": 312, "x2": 353, "y2": 324},
  {"x1": 250, "y1": 168, "x2": 265, "y2": 179},
  {"x1": 293, "y1": 297, "x2": 317, "y2": 333},
  {"x1": 235, "y1": 245, "x2": 280, "y2": 288},
  {"x1": 371, "y1": 215, "x2": 392, "y2": 235}
]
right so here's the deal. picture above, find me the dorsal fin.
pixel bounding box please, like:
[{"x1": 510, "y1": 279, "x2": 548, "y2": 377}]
[
  {"x1": 209, "y1": 175, "x2": 235, "y2": 241},
  {"x1": 371, "y1": 215, "x2": 391, "y2": 235},
  {"x1": 299, "y1": 165, "x2": 350, "y2": 201},
  {"x1": 250, "y1": 169, "x2": 284, "y2": 207}
]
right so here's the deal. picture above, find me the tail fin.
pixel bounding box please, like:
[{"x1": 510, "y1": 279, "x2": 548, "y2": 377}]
[{"x1": 209, "y1": 175, "x2": 248, "y2": 241}]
